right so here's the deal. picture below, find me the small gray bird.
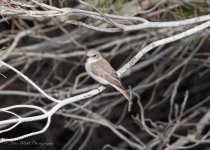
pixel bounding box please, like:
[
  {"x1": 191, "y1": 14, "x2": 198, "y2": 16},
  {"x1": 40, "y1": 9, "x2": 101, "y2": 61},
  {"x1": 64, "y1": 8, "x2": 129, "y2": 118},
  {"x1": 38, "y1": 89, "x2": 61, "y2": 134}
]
[{"x1": 85, "y1": 49, "x2": 131, "y2": 103}]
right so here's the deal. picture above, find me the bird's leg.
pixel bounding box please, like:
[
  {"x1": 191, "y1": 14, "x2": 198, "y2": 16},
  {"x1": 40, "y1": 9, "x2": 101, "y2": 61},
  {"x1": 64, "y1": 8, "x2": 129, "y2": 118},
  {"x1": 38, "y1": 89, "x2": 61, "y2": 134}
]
[
  {"x1": 97, "y1": 83, "x2": 102, "y2": 88},
  {"x1": 96, "y1": 83, "x2": 108, "y2": 93},
  {"x1": 96, "y1": 83, "x2": 103, "y2": 93}
]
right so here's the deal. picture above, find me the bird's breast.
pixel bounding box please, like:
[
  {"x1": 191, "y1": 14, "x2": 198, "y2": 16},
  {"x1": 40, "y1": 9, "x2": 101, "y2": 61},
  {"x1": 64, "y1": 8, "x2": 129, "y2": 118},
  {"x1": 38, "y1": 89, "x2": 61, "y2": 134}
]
[{"x1": 85, "y1": 62, "x2": 109, "y2": 85}]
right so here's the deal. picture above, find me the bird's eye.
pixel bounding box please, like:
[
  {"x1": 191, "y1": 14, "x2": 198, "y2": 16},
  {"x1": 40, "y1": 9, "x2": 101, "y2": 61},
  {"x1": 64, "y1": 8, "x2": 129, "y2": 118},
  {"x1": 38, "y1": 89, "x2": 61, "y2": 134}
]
[{"x1": 93, "y1": 54, "x2": 96, "y2": 57}]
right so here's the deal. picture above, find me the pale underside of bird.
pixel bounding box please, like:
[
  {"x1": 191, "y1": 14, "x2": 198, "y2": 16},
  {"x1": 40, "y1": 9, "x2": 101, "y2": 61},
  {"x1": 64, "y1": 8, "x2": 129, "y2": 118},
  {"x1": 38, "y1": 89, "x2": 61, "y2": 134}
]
[{"x1": 85, "y1": 49, "x2": 132, "y2": 104}]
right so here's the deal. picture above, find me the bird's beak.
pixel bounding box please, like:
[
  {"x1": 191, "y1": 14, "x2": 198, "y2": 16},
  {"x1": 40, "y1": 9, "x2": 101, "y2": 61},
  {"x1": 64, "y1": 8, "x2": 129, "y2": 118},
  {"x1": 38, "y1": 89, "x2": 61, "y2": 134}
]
[{"x1": 86, "y1": 56, "x2": 90, "y2": 59}]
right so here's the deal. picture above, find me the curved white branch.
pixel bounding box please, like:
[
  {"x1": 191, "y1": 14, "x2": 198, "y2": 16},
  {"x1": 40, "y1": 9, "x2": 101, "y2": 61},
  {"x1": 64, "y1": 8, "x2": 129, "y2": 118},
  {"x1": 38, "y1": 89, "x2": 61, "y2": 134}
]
[
  {"x1": 0, "y1": 60, "x2": 60, "y2": 103},
  {"x1": 118, "y1": 21, "x2": 210, "y2": 75},
  {"x1": 0, "y1": 105, "x2": 51, "y2": 143},
  {"x1": 0, "y1": 110, "x2": 22, "y2": 134}
]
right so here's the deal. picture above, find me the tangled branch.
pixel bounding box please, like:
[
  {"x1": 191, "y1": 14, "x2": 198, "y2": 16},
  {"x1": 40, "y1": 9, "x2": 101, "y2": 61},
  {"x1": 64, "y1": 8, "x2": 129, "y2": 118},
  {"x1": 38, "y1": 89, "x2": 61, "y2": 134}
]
[{"x1": 0, "y1": 0, "x2": 210, "y2": 149}]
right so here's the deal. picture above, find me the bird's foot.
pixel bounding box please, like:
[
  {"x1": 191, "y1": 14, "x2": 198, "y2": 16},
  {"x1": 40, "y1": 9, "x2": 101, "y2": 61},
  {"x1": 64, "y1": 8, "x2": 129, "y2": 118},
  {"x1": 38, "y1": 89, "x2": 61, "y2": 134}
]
[
  {"x1": 97, "y1": 83, "x2": 102, "y2": 88},
  {"x1": 96, "y1": 84, "x2": 102, "y2": 93}
]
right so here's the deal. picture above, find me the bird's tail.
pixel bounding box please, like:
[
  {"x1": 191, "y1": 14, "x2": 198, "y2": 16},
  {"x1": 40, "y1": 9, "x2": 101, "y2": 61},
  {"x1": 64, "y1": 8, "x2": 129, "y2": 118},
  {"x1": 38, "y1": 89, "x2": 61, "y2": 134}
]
[{"x1": 111, "y1": 83, "x2": 132, "y2": 104}]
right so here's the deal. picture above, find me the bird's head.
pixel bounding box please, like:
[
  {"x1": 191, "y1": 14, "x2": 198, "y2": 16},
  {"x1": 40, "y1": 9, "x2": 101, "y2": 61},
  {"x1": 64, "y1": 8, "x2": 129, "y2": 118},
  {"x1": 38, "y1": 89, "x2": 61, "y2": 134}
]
[{"x1": 86, "y1": 50, "x2": 101, "y2": 62}]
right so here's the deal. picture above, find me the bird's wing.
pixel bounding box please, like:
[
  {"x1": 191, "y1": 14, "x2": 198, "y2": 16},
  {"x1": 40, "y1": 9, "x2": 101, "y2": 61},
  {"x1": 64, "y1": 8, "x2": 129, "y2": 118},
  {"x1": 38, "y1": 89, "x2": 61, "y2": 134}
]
[
  {"x1": 91, "y1": 58, "x2": 120, "y2": 83},
  {"x1": 102, "y1": 73, "x2": 131, "y2": 102},
  {"x1": 92, "y1": 58, "x2": 131, "y2": 102}
]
